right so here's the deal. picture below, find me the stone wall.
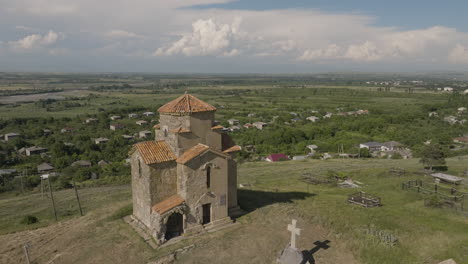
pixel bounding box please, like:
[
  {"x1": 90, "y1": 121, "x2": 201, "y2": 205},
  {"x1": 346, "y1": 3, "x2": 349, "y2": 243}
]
[
  {"x1": 149, "y1": 162, "x2": 177, "y2": 206},
  {"x1": 131, "y1": 152, "x2": 152, "y2": 228},
  {"x1": 177, "y1": 151, "x2": 229, "y2": 230}
]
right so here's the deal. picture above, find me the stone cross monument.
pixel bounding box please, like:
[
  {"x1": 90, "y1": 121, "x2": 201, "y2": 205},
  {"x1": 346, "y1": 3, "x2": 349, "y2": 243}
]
[
  {"x1": 287, "y1": 219, "x2": 301, "y2": 249},
  {"x1": 278, "y1": 219, "x2": 308, "y2": 264}
]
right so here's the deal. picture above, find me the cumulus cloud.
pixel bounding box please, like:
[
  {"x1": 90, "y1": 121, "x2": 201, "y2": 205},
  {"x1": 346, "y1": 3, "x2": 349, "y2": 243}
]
[
  {"x1": 105, "y1": 30, "x2": 142, "y2": 39},
  {"x1": 3, "y1": 0, "x2": 468, "y2": 70},
  {"x1": 449, "y1": 44, "x2": 468, "y2": 64},
  {"x1": 154, "y1": 18, "x2": 243, "y2": 56},
  {"x1": 9, "y1": 30, "x2": 61, "y2": 50}
]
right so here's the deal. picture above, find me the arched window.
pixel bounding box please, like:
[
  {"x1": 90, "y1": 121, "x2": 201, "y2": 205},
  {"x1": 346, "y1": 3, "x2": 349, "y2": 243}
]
[
  {"x1": 206, "y1": 166, "x2": 211, "y2": 188},
  {"x1": 164, "y1": 128, "x2": 168, "y2": 137}
]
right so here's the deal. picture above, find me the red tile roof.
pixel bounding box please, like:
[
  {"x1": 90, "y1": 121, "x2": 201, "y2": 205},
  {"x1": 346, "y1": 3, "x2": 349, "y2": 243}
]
[
  {"x1": 153, "y1": 124, "x2": 161, "y2": 129},
  {"x1": 211, "y1": 125, "x2": 224, "y2": 130},
  {"x1": 223, "y1": 145, "x2": 241, "y2": 153},
  {"x1": 152, "y1": 194, "x2": 185, "y2": 215},
  {"x1": 132, "y1": 140, "x2": 176, "y2": 165},
  {"x1": 176, "y1": 144, "x2": 210, "y2": 164},
  {"x1": 266, "y1": 153, "x2": 290, "y2": 162},
  {"x1": 158, "y1": 93, "x2": 216, "y2": 114}
]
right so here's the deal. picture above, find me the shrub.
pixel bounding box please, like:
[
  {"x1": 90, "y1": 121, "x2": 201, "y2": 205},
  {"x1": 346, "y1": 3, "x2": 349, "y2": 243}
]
[
  {"x1": 20, "y1": 215, "x2": 39, "y2": 225},
  {"x1": 425, "y1": 195, "x2": 443, "y2": 208}
]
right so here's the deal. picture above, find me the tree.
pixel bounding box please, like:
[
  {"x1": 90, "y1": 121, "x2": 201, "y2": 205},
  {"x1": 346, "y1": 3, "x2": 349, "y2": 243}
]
[{"x1": 419, "y1": 144, "x2": 446, "y2": 170}]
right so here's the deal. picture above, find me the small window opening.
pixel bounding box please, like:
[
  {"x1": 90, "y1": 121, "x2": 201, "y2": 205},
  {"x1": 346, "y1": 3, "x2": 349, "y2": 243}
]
[{"x1": 206, "y1": 166, "x2": 211, "y2": 188}]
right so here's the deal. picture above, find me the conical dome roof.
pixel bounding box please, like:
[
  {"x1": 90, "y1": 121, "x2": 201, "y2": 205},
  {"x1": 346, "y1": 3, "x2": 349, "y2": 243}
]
[{"x1": 158, "y1": 93, "x2": 216, "y2": 114}]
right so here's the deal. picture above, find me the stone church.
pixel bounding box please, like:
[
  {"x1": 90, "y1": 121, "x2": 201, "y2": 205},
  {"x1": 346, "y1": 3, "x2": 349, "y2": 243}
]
[{"x1": 129, "y1": 93, "x2": 241, "y2": 244}]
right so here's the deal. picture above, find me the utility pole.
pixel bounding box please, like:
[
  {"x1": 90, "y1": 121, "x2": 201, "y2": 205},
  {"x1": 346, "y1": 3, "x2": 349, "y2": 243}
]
[
  {"x1": 23, "y1": 243, "x2": 31, "y2": 264},
  {"x1": 47, "y1": 178, "x2": 58, "y2": 221},
  {"x1": 73, "y1": 181, "x2": 83, "y2": 216}
]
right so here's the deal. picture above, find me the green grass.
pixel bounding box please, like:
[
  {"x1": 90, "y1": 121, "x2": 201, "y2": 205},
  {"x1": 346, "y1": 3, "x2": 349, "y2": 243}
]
[
  {"x1": 0, "y1": 185, "x2": 131, "y2": 235},
  {"x1": 0, "y1": 158, "x2": 467, "y2": 263},
  {"x1": 237, "y1": 156, "x2": 468, "y2": 264}
]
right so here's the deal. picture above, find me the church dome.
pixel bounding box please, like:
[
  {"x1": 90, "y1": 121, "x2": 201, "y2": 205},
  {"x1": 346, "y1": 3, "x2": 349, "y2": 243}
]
[{"x1": 158, "y1": 93, "x2": 217, "y2": 115}]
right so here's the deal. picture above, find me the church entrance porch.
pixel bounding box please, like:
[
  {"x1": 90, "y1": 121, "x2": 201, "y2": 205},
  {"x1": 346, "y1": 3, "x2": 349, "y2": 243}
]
[{"x1": 165, "y1": 212, "x2": 184, "y2": 241}]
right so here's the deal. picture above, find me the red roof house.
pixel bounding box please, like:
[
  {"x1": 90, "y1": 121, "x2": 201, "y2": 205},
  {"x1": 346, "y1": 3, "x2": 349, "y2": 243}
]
[{"x1": 265, "y1": 153, "x2": 290, "y2": 162}]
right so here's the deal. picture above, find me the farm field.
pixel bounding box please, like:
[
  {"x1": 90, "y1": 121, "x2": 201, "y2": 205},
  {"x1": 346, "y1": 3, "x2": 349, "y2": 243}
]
[{"x1": 1, "y1": 157, "x2": 467, "y2": 264}]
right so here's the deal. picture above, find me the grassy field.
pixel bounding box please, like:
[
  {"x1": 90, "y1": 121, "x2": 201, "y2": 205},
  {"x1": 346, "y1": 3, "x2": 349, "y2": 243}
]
[{"x1": 0, "y1": 157, "x2": 467, "y2": 264}]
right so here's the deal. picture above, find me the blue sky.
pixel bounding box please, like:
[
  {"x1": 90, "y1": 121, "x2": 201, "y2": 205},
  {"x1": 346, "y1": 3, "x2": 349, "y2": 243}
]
[
  {"x1": 198, "y1": 0, "x2": 467, "y2": 31},
  {"x1": 1, "y1": 0, "x2": 468, "y2": 73}
]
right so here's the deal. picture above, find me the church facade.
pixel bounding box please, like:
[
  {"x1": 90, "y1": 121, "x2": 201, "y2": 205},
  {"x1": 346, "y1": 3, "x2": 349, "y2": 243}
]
[{"x1": 129, "y1": 93, "x2": 241, "y2": 244}]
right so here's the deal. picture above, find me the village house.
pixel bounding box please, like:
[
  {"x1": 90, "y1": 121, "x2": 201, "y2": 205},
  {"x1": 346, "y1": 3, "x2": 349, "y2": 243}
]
[
  {"x1": 458, "y1": 107, "x2": 467, "y2": 114},
  {"x1": 306, "y1": 116, "x2": 319, "y2": 122},
  {"x1": 252, "y1": 121, "x2": 268, "y2": 130},
  {"x1": 266, "y1": 153, "x2": 290, "y2": 162},
  {"x1": 0, "y1": 169, "x2": 17, "y2": 177},
  {"x1": 428, "y1": 112, "x2": 438, "y2": 117},
  {"x1": 4, "y1": 133, "x2": 20, "y2": 141},
  {"x1": 381, "y1": 141, "x2": 404, "y2": 152},
  {"x1": 110, "y1": 115, "x2": 122, "y2": 120},
  {"x1": 43, "y1": 129, "x2": 52, "y2": 136},
  {"x1": 85, "y1": 118, "x2": 98, "y2": 124},
  {"x1": 453, "y1": 137, "x2": 468, "y2": 144},
  {"x1": 37, "y1": 162, "x2": 54, "y2": 173},
  {"x1": 61, "y1": 127, "x2": 73, "y2": 133},
  {"x1": 110, "y1": 123, "x2": 125, "y2": 130},
  {"x1": 98, "y1": 160, "x2": 109, "y2": 167},
  {"x1": 129, "y1": 93, "x2": 241, "y2": 244},
  {"x1": 71, "y1": 160, "x2": 92, "y2": 168},
  {"x1": 136, "y1": 120, "x2": 148, "y2": 126},
  {"x1": 359, "y1": 142, "x2": 383, "y2": 152},
  {"x1": 142, "y1": 111, "x2": 155, "y2": 116},
  {"x1": 443, "y1": 87, "x2": 454, "y2": 92},
  {"x1": 122, "y1": 134, "x2": 134, "y2": 140},
  {"x1": 139, "y1": 130, "x2": 152, "y2": 138},
  {"x1": 94, "y1": 137, "x2": 109, "y2": 144},
  {"x1": 323, "y1": 113, "x2": 333, "y2": 119},
  {"x1": 464, "y1": 89, "x2": 468, "y2": 95},
  {"x1": 444, "y1": 116, "x2": 459, "y2": 125},
  {"x1": 242, "y1": 123, "x2": 252, "y2": 129},
  {"x1": 129, "y1": 113, "x2": 139, "y2": 118},
  {"x1": 226, "y1": 119, "x2": 238, "y2": 126},
  {"x1": 292, "y1": 155, "x2": 306, "y2": 161},
  {"x1": 247, "y1": 113, "x2": 256, "y2": 117},
  {"x1": 307, "y1": 144, "x2": 318, "y2": 156},
  {"x1": 356, "y1": 109, "x2": 369, "y2": 115},
  {"x1": 25, "y1": 146, "x2": 47, "y2": 156},
  {"x1": 228, "y1": 126, "x2": 240, "y2": 132}
]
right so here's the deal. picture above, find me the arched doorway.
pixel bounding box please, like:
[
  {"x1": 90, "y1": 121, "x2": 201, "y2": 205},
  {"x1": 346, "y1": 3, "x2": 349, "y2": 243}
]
[{"x1": 165, "y1": 213, "x2": 183, "y2": 240}]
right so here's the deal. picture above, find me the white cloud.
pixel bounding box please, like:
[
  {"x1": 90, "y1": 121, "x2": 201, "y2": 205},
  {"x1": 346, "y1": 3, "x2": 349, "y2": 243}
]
[
  {"x1": 299, "y1": 44, "x2": 342, "y2": 61},
  {"x1": 2, "y1": 0, "x2": 468, "y2": 70},
  {"x1": 154, "y1": 18, "x2": 243, "y2": 56},
  {"x1": 105, "y1": 30, "x2": 142, "y2": 39},
  {"x1": 8, "y1": 30, "x2": 62, "y2": 50},
  {"x1": 345, "y1": 41, "x2": 382, "y2": 61},
  {"x1": 449, "y1": 44, "x2": 468, "y2": 64}
]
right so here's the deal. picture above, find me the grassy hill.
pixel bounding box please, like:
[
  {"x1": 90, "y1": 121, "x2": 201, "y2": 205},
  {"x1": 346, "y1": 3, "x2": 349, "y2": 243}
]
[{"x1": 1, "y1": 157, "x2": 467, "y2": 264}]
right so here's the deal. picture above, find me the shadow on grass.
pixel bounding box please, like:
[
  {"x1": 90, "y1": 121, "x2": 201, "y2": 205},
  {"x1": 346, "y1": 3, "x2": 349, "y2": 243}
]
[
  {"x1": 238, "y1": 189, "x2": 315, "y2": 213},
  {"x1": 301, "y1": 240, "x2": 331, "y2": 264}
]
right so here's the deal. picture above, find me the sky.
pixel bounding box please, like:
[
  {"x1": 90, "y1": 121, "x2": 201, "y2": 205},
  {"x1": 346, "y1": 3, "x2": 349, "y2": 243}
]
[{"x1": 1, "y1": 0, "x2": 468, "y2": 73}]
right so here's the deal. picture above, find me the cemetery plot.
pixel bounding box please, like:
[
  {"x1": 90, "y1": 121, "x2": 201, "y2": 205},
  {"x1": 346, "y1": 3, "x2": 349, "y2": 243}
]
[
  {"x1": 347, "y1": 192, "x2": 382, "y2": 208},
  {"x1": 401, "y1": 180, "x2": 467, "y2": 212}
]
